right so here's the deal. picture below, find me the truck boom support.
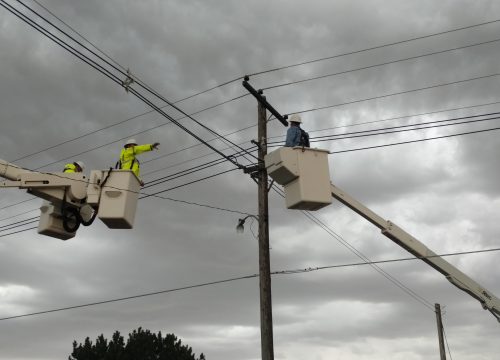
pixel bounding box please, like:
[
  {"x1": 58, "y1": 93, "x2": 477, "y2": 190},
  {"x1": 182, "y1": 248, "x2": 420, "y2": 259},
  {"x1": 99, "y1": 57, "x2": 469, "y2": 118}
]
[{"x1": 330, "y1": 183, "x2": 500, "y2": 321}]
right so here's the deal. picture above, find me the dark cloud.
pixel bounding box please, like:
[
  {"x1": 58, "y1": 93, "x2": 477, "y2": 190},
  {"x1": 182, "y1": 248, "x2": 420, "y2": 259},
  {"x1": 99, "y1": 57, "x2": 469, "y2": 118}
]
[{"x1": 1, "y1": 1, "x2": 500, "y2": 359}]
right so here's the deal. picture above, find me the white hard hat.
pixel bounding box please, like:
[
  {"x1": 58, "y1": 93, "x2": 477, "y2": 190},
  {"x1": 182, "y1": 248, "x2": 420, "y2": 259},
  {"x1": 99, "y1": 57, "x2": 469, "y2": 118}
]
[
  {"x1": 289, "y1": 114, "x2": 302, "y2": 123},
  {"x1": 125, "y1": 138, "x2": 137, "y2": 146},
  {"x1": 74, "y1": 161, "x2": 85, "y2": 171}
]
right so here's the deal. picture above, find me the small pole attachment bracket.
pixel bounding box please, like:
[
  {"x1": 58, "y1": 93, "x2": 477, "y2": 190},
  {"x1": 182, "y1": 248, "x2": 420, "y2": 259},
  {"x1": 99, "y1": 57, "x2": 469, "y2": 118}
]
[{"x1": 122, "y1": 69, "x2": 134, "y2": 93}]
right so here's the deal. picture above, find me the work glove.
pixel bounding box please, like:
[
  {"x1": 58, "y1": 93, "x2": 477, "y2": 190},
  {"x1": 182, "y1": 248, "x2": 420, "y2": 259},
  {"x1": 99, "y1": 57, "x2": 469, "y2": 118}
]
[{"x1": 152, "y1": 142, "x2": 160, "y2": 150}]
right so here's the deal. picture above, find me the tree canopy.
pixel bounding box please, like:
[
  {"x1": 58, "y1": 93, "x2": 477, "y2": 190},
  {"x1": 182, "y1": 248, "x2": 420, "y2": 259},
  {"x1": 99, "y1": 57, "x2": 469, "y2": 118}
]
[{"x1": 68, "y1": 327, "x2": 206, "y2": 360}]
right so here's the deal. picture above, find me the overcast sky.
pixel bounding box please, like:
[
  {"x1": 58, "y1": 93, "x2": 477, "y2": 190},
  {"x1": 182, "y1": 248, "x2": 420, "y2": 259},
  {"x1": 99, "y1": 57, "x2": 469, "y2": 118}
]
[{"x1": 1, "y1": 0, "x2": 500, "y2": 359}]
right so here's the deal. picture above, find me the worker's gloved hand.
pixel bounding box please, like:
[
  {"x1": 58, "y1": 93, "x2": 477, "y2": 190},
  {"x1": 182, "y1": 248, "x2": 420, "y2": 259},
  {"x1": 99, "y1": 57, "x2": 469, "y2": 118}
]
[
  {"x1": 139, "y1": 180, "x2": 145, "y2": 187},
  {"x1": 152, "y1": 142, "x2": 160, "y2": 150}
]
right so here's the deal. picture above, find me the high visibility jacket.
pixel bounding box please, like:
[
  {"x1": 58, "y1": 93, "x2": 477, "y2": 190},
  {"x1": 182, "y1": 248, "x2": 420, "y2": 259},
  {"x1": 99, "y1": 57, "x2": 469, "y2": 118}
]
[
  {"x1": 63, "y1": 163, "x2": 78, "y2": 173},
  {"x1": 117, "y1": 144, "x2": 154, "y2": 178}
]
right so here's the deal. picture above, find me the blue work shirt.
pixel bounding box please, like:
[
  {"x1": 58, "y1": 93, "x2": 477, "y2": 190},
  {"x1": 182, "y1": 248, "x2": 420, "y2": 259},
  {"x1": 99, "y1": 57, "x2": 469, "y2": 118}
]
[{"x1": 285, "y1": 126, "x2": 302, "y2": 147}]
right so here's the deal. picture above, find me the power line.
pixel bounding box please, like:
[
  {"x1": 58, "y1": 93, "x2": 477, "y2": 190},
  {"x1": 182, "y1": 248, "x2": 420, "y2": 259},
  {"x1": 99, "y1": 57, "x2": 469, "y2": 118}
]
[
  {"x1": 271, "y1": 185, "x2": 434, "y2": 310},
  {"x1": 31, "y1": 0, "x2": 125, "y2": 72},
  {"x1": 0, "y1": 143, "x2": 255, "y2": 225},
  {"x1": 7, "y1": 111, "x2": 496, "y2": 227},
  {"x1": 0, "y1": 226, "x2": 37, "y2": 238},
  {"x1": 247, "y1": 18, "x2": 500, "y2": 77},
  {"x1": 6, "y1": 5, "x2": 499, "y2": 174},
  {"x1": 286, "y1": 73, "x2": 500, "y2": 116},
  {"x1": 4, "y1": 0, "x2": 254, "y2": 170},
  {"x1": 140, "y1": 168, "x2": 238, "y2": 199},
  {"x1": 261, "y1": 37, "x2": 500, "y2": 92},
  {"x1": 5, "y1": 121, "x2": 499, "y2": 234},
  {"x1": 276, "y1": 100, "x2": 500, "y2": 137},
  {"x1": 0, "y1": 166, "x2": 244, "y2": 237},
  {"x1": 6, "y1": 13, "x2": 500, "y2": 167},
  {"x1": 0, "y1": 246, "x2": 497, "y2": 321},
  {"x1": 273, "y1": 247, "x2": 500, "y2": 274},
  {"x1": 328, "y1": 125, "x2": 500, "y2": 154},
  {"x1": 308, "y1": 113, "x2": 500, "y2": 144},
  {"x1": 0, "y1": 216, "x2": 38, "y2": 230},
  {"x1": 443, "y1": 319, "x2": 454, "y2": 360},
  {"x1": 0, "y1": 209, "x2": 38, "y2": 223},
  {"x1": 268, "y1": 111, "x2": 500, "y2": 146},
  {"x1": 1, "y1": 109, "x2": 497, "y2": 222},
  {"x1": 2, "y1": 108, "x2": 498, "y2": 221}
]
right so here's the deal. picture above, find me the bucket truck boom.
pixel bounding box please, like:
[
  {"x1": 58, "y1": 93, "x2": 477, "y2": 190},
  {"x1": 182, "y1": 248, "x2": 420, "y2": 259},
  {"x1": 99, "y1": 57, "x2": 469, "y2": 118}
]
[
  {"x1": 0, "y1": 158, "x2": 141, "y2": 240},
  {"x1": 265, "y1": 147, "x2": 500, "y2": 322}
]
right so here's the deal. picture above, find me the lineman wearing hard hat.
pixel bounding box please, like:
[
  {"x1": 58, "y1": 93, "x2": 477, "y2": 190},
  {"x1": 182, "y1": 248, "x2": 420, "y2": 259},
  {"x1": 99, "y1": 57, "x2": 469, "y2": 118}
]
[
  {"x1": 285, "y1": 114, "x2": 309, "y2": 147},
  {"x1": 63, "y1": 161, "x2": 85, "y2": 173},
  {"x1": 117, "y1": 139, "x2": 159, "y2": 186}
]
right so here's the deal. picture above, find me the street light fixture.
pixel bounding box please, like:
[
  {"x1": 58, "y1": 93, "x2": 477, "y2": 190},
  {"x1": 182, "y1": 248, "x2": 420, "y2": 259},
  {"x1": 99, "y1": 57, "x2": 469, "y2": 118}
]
[{"x1": 236, "y1": 215, "x2": 259, "y2": 233}]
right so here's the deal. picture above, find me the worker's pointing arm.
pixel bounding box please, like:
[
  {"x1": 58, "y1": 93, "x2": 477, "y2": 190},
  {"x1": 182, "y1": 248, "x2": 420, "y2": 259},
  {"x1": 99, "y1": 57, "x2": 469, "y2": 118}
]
[{"x1": 133, "y1": 143, "x2": 160, "y2": 155}]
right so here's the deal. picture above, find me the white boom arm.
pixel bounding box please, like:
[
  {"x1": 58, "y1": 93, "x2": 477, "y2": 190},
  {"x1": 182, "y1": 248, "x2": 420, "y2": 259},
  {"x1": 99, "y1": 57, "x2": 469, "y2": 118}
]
[
  {"x1": 264, "y1": 146, "x2": 500, "y2": 322},
  {"x1": 0, "y1": 158, "x2": 140, "y2": 239},
  {"x1": 331, "y1": 183, "x2": 500, "y2": 322}
]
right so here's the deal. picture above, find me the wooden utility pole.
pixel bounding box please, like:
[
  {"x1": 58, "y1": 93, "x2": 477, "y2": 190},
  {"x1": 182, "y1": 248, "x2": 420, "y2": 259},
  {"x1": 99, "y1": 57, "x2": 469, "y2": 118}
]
[
  {"x1": 242, "y1": 77, "x2": 287, "y2": 360},
  {"x1": 257, "y1": 100, "x2": 274, "y2": 360},
  {"x1": 435, "y1": 303, "x2": 446, "y2": 360}
]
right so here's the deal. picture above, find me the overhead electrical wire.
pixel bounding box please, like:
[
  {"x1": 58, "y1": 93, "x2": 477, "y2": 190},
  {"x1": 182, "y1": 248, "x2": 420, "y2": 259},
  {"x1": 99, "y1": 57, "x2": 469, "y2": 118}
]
[
  {"x1": 328, "y1": 125, "x2": 500, "y2": 154},
  {"x1": 271, "y1": 185, "x2": 434, "y2": 310},
  {"x1": 13, "y1": 68, "x2": 500, "y2": 179},
  {"x1": 0, "y1": 163, "x2": 245, "y2": 238},
  {"x1": 443, "y1": 322, "x2": 454, "y2": 360},
  {"x1": 0, "y1": 164, "x2": 247, "y2": 237},
  {"x1": 2, "y1": 0, "x2": 255, "y2": 170},
  {"x1": 247, "y1": 18, "x2": 500, "y2": 77},
  {"x1": 3, "y1": 6, "x2": 499, "y2": 168},
  {"x1": 0, "y1": 226, "x2": 37, "y2": 238},
  {"x1": 262, "y1": 37, "x2": 500, "y2": 91},
  {"x1": 311, "y1": 114, "x2": 500, "y2": 143},
  {"x1": 2, "y1": 0, "x2": 500, "y2": 243},
  {"x1": 269, "y1": 99, "x2": 500, "y2": 138},
  {"x1": 0, "y1": 3, "x2": 495, "y2": 197},
  {"x1": 0, "y1": 208, "x2": 38, "y2": 223},
  {"x1": 0, "y1": 217, "x2": 38, "y2": 230},
  {"x1": 1, "y1": 107, "x2": 498, "y2": 222},
  {"x1": 0, "y1": 246, "x2": 497, "y2": 321},
  {"x1": 268, "y1": 111, "x2": 500, "y2": 146},
  {"x1": 2, "y1": 103, "x2": 499, "y2": 219},
  {"x1": 9, "y1": 33, "x2": 499, "y2": 167},
  {"x1": 0, "y1": 144, "x2": 257, "y2": 225},
  {"x1": 285, "y1": 73, "x2": 500, "y2": 116},
  {"x1": 18, "y1": 0, "x2": 256, "y2": 163},
  {"x1": 5, "y1": 117, "x2": 500, "y2": 236},
  {"x1": 0, "y1": 3, "x2": 496, "y2": 332}
]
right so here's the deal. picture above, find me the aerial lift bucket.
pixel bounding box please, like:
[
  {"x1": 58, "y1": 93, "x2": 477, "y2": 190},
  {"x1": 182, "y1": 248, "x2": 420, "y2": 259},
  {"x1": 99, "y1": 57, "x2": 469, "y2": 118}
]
[
  {"x1": 94, "y1": 170, "x2": 141, "y2": 229},
  {"x1": 265, "y1": 147, "x2": 332, "y2": 211}
]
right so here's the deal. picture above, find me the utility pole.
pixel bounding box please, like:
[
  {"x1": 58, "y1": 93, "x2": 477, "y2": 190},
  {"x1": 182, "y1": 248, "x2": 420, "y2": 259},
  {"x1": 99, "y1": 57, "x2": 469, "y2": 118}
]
[
  {"x1": 242, "y1": 77, "x2": 288, "y2": 360},
  {"x1": 435, "y1": 303, "x2": 447, "y2": 360},
  {"x1": 257, "y1": 100, "x2": 274, "y2": 360}
]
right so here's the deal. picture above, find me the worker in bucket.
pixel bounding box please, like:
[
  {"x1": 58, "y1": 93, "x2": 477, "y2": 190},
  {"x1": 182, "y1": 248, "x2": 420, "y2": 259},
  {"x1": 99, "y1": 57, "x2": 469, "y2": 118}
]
[
  {"x1": 117, "y1": 138, "x2": 160, "y2": 186},
  {"x1": 63, "y1": 161, "x2": 85, "y2": 173},
  {"x1": 285, "y1": 114, "x2": 309, "y2": 147}
]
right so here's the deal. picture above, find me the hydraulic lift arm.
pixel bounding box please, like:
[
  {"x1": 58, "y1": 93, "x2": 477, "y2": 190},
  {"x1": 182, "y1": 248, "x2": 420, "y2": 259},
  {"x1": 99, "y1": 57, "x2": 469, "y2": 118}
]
[
  {"x1": 331, "y1": 183, "x2": 500, "y2": 322},
  {"x1": 265, "y1": 146, "x2": 500, "y2": 322},
  {"x1": 0, "y1": 158, "x2": 141, "y2": 239}
]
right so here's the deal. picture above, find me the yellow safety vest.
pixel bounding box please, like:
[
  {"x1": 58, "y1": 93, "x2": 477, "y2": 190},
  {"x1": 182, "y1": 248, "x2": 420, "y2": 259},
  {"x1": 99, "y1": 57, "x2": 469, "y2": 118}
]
[
  {"x1": 63, "y1": 163, "x2": 78, "y2": 173},
  {"x1": 117, "y1": 144, "x2": 154, "y2": 178}
]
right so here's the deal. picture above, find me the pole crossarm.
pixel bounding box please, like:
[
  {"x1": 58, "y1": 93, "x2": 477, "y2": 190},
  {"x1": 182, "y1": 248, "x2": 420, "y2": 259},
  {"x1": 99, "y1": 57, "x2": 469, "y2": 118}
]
[{"x1": 242, "y1": 77, "x2": 289, "y2": 127}]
